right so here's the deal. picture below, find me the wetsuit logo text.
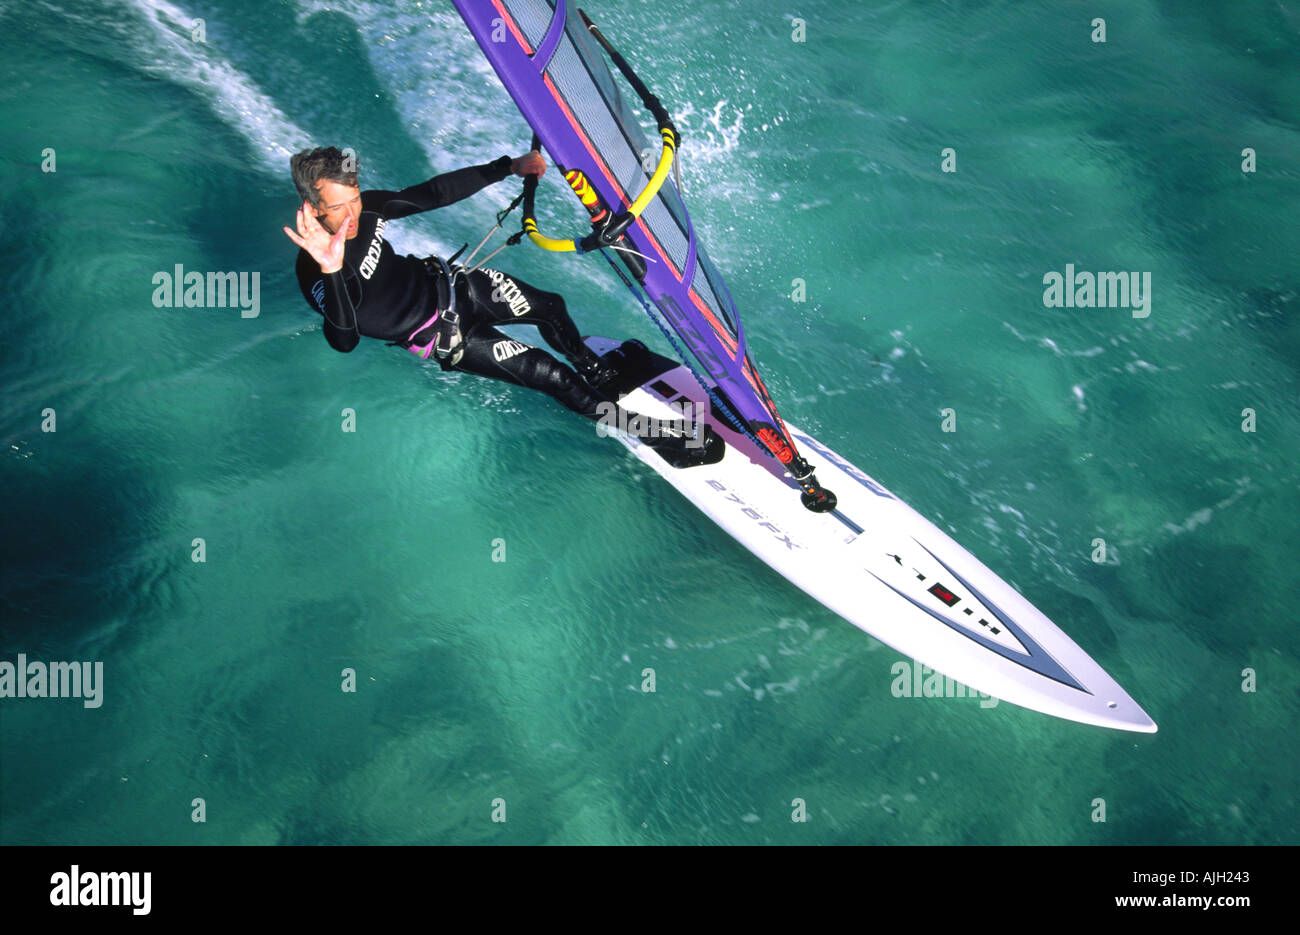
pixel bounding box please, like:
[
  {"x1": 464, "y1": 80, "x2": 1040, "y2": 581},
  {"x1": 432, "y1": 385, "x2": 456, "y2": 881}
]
[
  {"x1": 359, "y1": 218, "x2": 387, "y2": 280},
  {"x1": 491, "y1": 339, "x2": 531, "y2": 362},
  {"x1": 482, "y1": 269, "x2": 532, "y2": 317}
]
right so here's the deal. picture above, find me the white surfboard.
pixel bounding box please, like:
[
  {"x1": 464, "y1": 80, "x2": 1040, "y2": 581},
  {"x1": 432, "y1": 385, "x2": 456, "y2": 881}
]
[{"x1": 589, "y1": 336, "x2": 1157, "y2": 733}]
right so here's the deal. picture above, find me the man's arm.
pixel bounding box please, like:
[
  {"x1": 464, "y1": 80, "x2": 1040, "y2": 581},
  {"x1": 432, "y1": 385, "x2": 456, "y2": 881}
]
[
  {"x1": 365, "y1": 151, "x2": 547, "y2": 219},
  {"x1": 365, "y1": 156, "x2": 514, "y2": 219},
  {"x1": 296, "y1": 251, "x2": 360, "y2": 352},
  {"x1": 317, "y1": 270, "x2": 361, "y2": 352},
  {"x1": 287, "y1": 202, "x2": 359, "y2": 351}
]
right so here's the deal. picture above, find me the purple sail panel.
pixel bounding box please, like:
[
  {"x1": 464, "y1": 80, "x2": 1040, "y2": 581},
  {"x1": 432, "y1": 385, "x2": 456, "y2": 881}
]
[{"x1": 452, "y1": 0, "x2": 803, "y2": 466}]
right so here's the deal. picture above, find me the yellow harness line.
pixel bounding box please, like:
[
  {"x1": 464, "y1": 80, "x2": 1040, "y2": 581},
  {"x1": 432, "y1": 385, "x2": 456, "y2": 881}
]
[{"x1": 525, "y1": 127, "x2": 678, "y2": 252}]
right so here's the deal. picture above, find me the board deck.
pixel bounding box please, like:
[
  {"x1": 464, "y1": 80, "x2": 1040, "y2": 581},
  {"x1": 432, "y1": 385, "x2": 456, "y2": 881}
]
[{"x1": 587, "y1": 336, "x2": 1157, "y2": 733}]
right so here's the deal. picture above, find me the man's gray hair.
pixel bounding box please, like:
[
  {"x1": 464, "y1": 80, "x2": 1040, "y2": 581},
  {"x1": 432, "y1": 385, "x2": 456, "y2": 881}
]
[{"x1": 290, "y1": 147, "x2": 360, "y2": 209}]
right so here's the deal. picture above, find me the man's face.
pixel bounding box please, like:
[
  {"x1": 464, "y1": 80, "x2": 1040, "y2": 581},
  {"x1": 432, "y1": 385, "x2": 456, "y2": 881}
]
[{"x1": 313, "y1": 179, "x2": 361, "y2": 240}]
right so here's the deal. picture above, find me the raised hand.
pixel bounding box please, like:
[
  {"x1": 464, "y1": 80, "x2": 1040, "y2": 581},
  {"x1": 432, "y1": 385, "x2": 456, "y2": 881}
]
[{"x1": 283, "y1": 200, "x2": 348, "y2": 274}]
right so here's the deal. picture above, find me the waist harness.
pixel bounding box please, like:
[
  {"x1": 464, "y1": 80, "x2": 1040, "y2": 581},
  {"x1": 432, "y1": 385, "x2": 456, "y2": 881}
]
[{"x1": 403, "y1": 256, "x2": 464, "y2": 363}]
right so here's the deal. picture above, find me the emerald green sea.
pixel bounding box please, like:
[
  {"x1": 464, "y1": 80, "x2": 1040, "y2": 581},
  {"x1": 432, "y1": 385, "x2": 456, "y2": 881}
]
[{"x1": 1, "y1": 0, "x2": 1296, "y2": 845}]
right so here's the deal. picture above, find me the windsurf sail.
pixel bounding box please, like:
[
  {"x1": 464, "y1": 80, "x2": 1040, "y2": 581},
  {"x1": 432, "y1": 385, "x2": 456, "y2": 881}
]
[{"x1": 452, "y1": 1, "x2": 837, "y2": 512}]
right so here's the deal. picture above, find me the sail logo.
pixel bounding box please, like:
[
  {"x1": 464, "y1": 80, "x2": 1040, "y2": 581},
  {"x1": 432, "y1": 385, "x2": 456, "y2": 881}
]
[
  {"x1": 359, "y1": 218, "x2": 387, "y2": 279},
  {"x1": 482, "y1": 269, "x2": 532, "y2": 317},
  {"x1": 491, "y1": 339, "x2": 531, "y2": 362},
  {"x1": 50, "y1": 866, "x2": 150, "y2": 915},
  {"x1": 757, "y1": 427, "x2": 794, "y2": 464},
  {"x1": 656, "y1": 296, "x2": 724, "y2": 374},
  {"x1": 1042, "y1": 264, "x2": 1151, "y2": 318}
]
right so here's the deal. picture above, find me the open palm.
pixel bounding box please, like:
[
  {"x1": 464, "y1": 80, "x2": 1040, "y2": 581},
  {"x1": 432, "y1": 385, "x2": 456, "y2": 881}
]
[{"x1": 283, "y1": 201, "x2": 347, "y2": 273}]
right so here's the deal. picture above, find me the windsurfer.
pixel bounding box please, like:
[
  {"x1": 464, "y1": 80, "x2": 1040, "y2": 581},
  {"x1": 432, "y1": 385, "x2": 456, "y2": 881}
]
[{"x1": 284, "y1": 146, "x2": 718, "y2": 465}]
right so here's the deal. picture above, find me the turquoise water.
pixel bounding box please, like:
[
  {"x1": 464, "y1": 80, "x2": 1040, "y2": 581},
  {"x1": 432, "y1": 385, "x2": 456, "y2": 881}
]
[{"x1": 1, "y1": 0, "x2": 1297, "y2": 845}]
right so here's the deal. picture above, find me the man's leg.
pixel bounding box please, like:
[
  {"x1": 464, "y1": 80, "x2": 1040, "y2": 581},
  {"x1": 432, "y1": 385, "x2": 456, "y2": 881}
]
[
  {"x1": 462, "y1": 267, "x2": 614, "y2": 385},
  {"x1": 449, "y1": 324, "x2": 607, "y2": 418},
  {"x1": 448, "y1": 323, "x2": 720, "y2": 467}
]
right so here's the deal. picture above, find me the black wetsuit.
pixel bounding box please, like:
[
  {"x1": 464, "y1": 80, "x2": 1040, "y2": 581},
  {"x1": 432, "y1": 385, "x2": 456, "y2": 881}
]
[
  {"x1": 293, "y1": 158, "x2": 719, "y2": 464},
  {"x1": 293, "y1": 156, "x2": 621, "y2": 419}
]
